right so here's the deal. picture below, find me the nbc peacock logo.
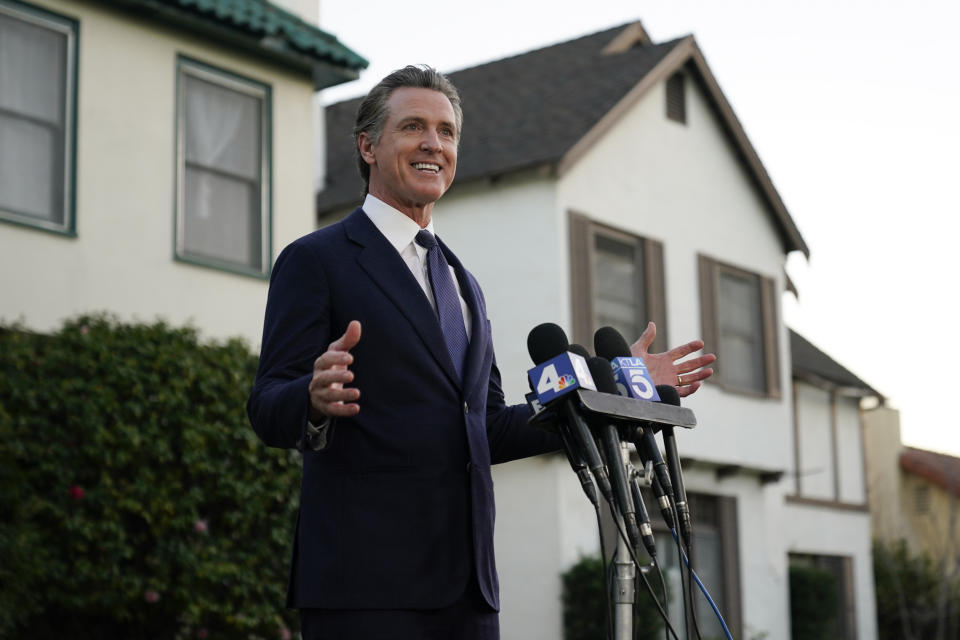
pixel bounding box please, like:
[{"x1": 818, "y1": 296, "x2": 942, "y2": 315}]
[{"x1": 555, "y1": 374, "x2": 576, "y2": 390}]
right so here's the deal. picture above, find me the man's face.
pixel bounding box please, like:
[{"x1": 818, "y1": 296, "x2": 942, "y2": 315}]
[{"x1": 359, "y1": 87, "x2": 458, "y2": 223}]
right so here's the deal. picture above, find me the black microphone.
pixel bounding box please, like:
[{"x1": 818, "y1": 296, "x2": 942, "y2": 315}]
[
  {"x1": 586, "y1": 356, "x2": 656, "y2": 558},
  {"x1": 657, "y1": 384, "x2": 693, "y2": 547},
  {"x1": 527, "y1": 323, "x2": 612, "y2": 505},
  {"x1": 526, "y1": 374, "x2": 598, "y2": 507},
  {"x1": 594, "y1": 326, "x2": 676, "y2": 529}
]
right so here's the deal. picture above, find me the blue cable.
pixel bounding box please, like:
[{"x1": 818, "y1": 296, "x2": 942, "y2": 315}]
[{"x1": 670, "y1": 529, "x2": 734, "y2": 640}]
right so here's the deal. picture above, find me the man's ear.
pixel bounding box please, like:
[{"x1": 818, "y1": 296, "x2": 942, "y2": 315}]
[{"x1": 357, "y1": 132, "x2": 376, "y2": 166}]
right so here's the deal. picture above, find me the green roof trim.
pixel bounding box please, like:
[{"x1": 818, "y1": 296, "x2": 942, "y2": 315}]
[{"x1": 100, "y1": 0, "x2": 367, "y2": 88}]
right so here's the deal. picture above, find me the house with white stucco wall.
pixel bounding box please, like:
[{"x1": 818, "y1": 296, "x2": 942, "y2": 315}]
[
  {"x1": 0, "y1": 0, "x2": 365, "y2": 347},
  {"x1": 317, "y1": 22, "x2": 881, "y2": 640}
]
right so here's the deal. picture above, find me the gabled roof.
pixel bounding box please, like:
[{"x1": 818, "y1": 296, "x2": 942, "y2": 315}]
[
  {"x1": 317, "y1": 21, "x2": 808, "y2": 257},
  {"x1": 790, "y1": 329, "x2": 882, "y2": 398},
  {"x1": 99, "y1": 0, "x2": 367, "y2": 88},
  {"x1": 900, "y1": 447, "x2": 960, "y2": 497}
]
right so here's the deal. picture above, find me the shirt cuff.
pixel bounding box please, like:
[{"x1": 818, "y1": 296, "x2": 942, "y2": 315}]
[{"x1": 302, "y1": 416, "x2": 332, "y2": 451}]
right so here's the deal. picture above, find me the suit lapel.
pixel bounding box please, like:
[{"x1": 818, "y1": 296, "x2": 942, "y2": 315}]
[{"x1": 344, "y1": 209, "x2": 461, "y2": 388}]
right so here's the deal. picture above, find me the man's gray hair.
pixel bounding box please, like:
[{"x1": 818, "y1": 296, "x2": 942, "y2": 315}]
[{"x1": 353, "y1": 65, "x2": 463, "y2": 194}]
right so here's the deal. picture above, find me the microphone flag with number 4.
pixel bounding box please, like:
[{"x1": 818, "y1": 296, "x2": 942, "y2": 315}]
[
  {"x1": 610, "y1": 356, "x2": 660, "y2": 402},
  {"x1": 528, "y1": 351, "x2": 597, "y2": 405}
]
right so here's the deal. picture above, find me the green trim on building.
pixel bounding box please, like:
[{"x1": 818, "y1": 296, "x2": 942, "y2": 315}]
[{"x1": 100, "y1": 0, "x2": 367, "y2": 89}]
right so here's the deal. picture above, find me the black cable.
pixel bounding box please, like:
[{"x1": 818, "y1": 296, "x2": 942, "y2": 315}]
[
  {"x1": 671, "y1": 523, "x2": 693, "y2": 640},
  {"x1": 655, "y1": 559, "x2": 670, "y2": 640},
  {"x1": 681, "y1": 533, "x2": 703, "y2": 640},
  {"x1": 596, "y1": 504, "x2": 612, "y2": 640},
  {"x1": 604, "y1": 488, "x2": 680, "y2": 640}
]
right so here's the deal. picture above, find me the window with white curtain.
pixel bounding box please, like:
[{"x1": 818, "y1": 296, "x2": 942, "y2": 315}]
[
  {"x1": 175, "y1": 58, "x2": 270, "y2": 276},
  {"x1": 0, "y1": 1, "x2": 76, "y2": 233}
]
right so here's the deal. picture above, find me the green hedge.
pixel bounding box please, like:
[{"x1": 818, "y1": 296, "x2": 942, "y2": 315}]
[
  {"x1": 873, "y1": 538, "x2": 960, "y2": 640},
  {"x1": 788, "y1": 564, "x2": 837, "y2": 640},
  {"x1": 562, "y1": 554, "x2": 665, "y2": 640},
  {"x1": 0, "y1": 315, "x2": 300, "y2": 639}
]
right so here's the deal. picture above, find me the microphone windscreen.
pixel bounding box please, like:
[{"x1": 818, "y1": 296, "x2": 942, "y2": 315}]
[
  {"x1": 586, "y1": 357, "x2": 620, "y2": 394},
  {"x1": 527, "y1": 323, "x2": 569, "y2": 364},
  {"x1": 594, "y1": 326, "x2": 632, "y2": 360},
  {"x1": 655, "y1": 384, "x2": 681, "y2": 406},
  {"x1": 568, "y1": 344, "x2": 591, "y2": 359}
]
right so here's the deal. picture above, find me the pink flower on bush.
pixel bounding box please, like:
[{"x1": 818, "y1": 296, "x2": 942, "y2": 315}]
[
  {"x1": 144, "y1": 589, "x2": 160, "y2": 603},
  {"x1": 193, "y1": 519, "x2": 208, "y2": 533},
  {"x1": 196, "y1": 628, "x2": 209, "y2": 639},
  {"x1": 279, "y1": 628, "x2": 291, "y2": 640},
  {"x1": 79, "y1": 325, "x2": 89, "y2": 335},
  {"x1": 68, "y1": 485, "x2": 85, "y2": 500}
]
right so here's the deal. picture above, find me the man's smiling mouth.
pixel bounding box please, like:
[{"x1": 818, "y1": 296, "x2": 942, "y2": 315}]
[{"x1": 412, "y1": 162, "x2": 440, "y2": 173}]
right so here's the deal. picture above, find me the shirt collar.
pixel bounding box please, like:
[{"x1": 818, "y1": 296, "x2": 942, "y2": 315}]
[{"x1": 362, "y1": 194, "x2": 436, "y2": 255}]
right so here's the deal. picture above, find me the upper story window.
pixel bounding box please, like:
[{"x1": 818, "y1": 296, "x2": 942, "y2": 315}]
[
  {"x1": 666, "y1": 72, "x2": 686, "y2": 124},
  {"x1": 569, "y1": 212, "x2": 667, "y2": 351},
  {"x1": 175, "y1": 57, "x2": 271, "y2": 277},
  {"x1": 699, "y1": 254, "x2": 780, "y2": 397},
  {"x1": 0, "y1": 1, "x2": 77, "y2": 234}
]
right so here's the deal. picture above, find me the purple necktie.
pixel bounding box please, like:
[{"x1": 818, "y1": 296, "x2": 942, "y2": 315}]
[{"x1": 416, "y1": 230, "x2": 468, "y2": 382}]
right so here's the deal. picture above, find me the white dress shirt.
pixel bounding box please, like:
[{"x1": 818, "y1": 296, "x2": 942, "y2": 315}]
[{"x1": 361, "y1": 194, "x2": 473, "y2": 339}]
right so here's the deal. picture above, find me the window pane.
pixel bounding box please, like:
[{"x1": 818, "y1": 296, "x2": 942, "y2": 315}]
[
  {"x1": 0, "y1": 115, "x2": 61, "y2": 222},
  {"x1": 183, "y1": 167, "x2": 260, "y2": 270},
  {"x1": 594, "y1": 234, "x2": 644, "y2": 340},
  {"x1": 718, "y1": 270, "x2": 764, "y2": 391},
  {"x1": 0, "y1": 7, "x2": 69, "y2": 229},
  {"x1": 184, "y1": 74, "x2": 261, "y2": 180},
  {"x1": 0, "y1": 12, "x2": 66, "y2": 123},
  {"x1": 179, "y1": 63, "x2": 266, "y2": 272}
]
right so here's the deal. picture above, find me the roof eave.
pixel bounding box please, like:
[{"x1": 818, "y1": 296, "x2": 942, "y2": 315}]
[
  {"x1": 558, "y1": 35, "x2": 810, "y2": 259},
  {"x1": 103, "y1": 0, "x2": 365, "y2": 90}
]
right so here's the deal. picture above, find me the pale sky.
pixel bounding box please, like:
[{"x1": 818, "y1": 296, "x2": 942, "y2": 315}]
[{"x1": 318, "y1": 0, "x2": 960, "y2": 455}]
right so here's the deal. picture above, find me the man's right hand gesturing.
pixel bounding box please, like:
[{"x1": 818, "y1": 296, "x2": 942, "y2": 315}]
[{"x1": 309, "y1": 320, "x2": 362, "y2": 421}]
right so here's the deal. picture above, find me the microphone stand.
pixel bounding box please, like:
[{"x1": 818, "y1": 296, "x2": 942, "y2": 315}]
[{"x1": 528, "y1": 388, "x2": 696, "y2": 640}]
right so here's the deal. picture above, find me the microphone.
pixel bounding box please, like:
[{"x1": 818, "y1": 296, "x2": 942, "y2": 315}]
[
  {"x1": 594, "y1": 326, "x2": 676, "y2": 529},
  {"x1": 527, "y1": 323, "x2": 612, "y2": 505},
  {"x1": 657, "y1": 384, "x2": 693, "y2": 547},
  {"x1": 586, "y1": 356, "x2": 656, "y2": 558},
  {"x1": 526, "y1": 375, "x2": 598, "y2": 507}
]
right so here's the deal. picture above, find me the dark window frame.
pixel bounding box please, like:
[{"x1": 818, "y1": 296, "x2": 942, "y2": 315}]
[
  {"x1": 0, "y1": 0, "x2": 78, "y2": 236},
  {"x1": 698, "y1": 254, "x2": 781, "y2": 398},
  {"x1": 666, "y1": 71, "x2": 686, "y2": 124},
  {"x1": 569, "y1": 211, "x2": 667, "y2": 353}
]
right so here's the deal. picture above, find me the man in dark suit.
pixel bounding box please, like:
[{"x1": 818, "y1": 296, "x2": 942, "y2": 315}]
[{"x1": 248, "y1": 65, "x2": 714, "y2": 640}]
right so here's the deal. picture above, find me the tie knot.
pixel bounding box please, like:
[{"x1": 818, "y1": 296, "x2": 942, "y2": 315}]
[{"x1": 415, "y1": 229, "x2": 438, "y2": 249}]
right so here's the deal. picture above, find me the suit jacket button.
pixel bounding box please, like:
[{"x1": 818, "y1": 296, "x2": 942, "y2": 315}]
[{"x1": 463, "y1": 402, "x2": 469, "y2": 415}]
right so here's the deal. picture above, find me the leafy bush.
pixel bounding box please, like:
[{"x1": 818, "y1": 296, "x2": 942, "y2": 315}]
[
  {"x1": 0, "y1": 315, "x2": 300, "y2": 639},
  {"x1": 562, "y1": 554, "x2": 665, "y2": 640},
  {"x1": 873, "y1": 538, "x2": 960, "y2": 640},
  {"x1": 788, "y1": 563, "x2": 838, "y2": 640}
]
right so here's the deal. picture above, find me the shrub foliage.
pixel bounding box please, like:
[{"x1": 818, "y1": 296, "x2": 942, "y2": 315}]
[
  {"x1": 562, "y1": 554, "x2": 665, "y2": 640},
  {"x1": 788, "y1": 564, "x2": 838, "y2": 640},
  {"x1": 0, "y1": 315, "x2": 300, "y2": 639},
  {"x1": 873, "y1": 538, "x2": 960, "y2": 640}
]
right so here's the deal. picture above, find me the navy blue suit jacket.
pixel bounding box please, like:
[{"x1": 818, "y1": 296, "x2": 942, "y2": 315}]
[{"x1": 247, "y1": 208, "x2": 559, "y2": 611}]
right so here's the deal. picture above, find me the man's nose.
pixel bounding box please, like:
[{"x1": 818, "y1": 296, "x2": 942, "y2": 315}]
[{"x1": 419, "y1": 130, "x2": 442, "y2": 152}]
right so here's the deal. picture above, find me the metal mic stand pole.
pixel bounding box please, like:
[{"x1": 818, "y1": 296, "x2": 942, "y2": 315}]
[{"x1": 613, "y1": 442, "x2": 635, "y2": 640}]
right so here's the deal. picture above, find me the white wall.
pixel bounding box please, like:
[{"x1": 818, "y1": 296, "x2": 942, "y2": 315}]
[
  {"x1": 558, "y1": 71, "x2": 793, "y2": 473},
  {"x1": 0, "y1": 0, "x2": 318, "y2": 347}
]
